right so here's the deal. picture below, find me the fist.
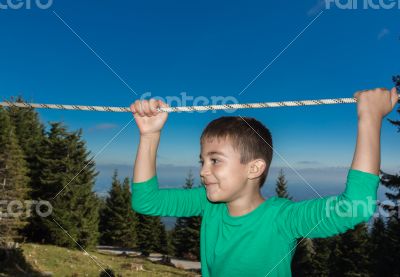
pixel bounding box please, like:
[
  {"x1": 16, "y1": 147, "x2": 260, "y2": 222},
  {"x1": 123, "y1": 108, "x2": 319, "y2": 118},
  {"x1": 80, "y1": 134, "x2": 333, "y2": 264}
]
[
  {"x1": 353, "y1": 87, "x2": 399, "y2": 120},
  {"x1": 130, "y1": 99, "x2": 169, "y2": 136}
]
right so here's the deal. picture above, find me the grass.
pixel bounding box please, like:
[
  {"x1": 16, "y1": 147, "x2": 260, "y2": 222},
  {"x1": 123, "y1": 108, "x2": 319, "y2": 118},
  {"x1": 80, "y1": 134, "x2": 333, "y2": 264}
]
[{"x1": 0, "y1": 243, "x2": 199, "y2": 277}]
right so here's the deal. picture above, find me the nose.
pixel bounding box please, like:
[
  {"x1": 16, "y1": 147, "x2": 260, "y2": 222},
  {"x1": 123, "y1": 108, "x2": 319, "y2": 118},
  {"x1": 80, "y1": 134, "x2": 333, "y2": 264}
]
[{"x1": 200, "y1": 164, "x2": 211, "y2": 179}]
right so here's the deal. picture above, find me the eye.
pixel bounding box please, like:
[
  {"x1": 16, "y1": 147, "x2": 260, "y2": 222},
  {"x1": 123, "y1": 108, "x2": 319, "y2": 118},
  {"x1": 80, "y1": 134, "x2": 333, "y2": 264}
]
[
  {"x1": 198, "y1": 160, "x2": 204, "y2": 166},
  {"x1": 211, "y1": 158, "x2": 219, "y2": 164}
]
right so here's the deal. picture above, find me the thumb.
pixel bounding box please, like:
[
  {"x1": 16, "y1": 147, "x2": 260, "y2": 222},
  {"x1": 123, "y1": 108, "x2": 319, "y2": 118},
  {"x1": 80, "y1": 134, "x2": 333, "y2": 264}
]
[{"x1": 390, "y1": 87, "x2": 399, "y2": 109}]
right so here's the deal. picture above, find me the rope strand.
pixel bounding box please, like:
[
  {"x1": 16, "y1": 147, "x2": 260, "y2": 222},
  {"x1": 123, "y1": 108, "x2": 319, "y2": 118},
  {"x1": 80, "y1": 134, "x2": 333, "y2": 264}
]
[{"x1": 1, "y1": 95, "x2": 399, "y2": 113}]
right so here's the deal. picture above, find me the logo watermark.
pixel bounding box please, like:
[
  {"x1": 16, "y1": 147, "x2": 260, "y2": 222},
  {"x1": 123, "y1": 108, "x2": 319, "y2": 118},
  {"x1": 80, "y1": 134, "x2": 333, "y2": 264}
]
[
  {"x1": 0, "y1": 0, "x2": 53, "y2": 10},
  {"x1": 0, "y1": 200, "x2": 53, "y2": 219},
  {"x1": 324, "y1": 197, "x2": 400, "y2": 219},
  {"x1": 140, "y1": 92, "x2": 240, "y2": 114},
  {"x1": 325, "y1": 0, "x2": 400, "y2": 9}
]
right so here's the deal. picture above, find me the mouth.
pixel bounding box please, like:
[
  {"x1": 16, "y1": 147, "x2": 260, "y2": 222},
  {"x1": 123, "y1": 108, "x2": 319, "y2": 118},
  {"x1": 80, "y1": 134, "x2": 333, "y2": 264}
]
[{"x1": 205, "y1": 183, "x2": 218, "y2": 187}]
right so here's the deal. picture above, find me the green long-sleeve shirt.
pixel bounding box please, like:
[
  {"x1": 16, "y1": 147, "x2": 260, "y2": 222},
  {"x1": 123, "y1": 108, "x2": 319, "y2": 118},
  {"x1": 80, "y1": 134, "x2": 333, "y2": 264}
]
[{"x1": 131, "y1": 169, "x2": 379, "y2": 276}]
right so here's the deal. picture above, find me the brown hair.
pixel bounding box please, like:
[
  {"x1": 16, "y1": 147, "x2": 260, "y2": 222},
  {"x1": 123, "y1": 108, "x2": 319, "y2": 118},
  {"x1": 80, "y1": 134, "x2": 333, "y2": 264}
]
[{"x1": 200, "y1": 116, "x2": 273, "y2": 188}]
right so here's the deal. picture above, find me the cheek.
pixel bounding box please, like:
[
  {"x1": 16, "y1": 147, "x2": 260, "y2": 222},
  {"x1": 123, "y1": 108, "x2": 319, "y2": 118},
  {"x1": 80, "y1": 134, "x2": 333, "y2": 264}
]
[
  {"x1": 212, "y1": 164, "x2": 229, "y2": 180},
  {"x1": 228, "y1": 165, "x2": 249, "y2": 189},
  {"x1": 214, "y1": 165, "x2": 242, "y2": 188}
]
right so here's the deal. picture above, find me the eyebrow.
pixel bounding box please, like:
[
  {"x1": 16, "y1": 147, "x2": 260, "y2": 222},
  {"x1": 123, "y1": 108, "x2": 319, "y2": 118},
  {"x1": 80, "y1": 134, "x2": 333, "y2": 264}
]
[{"x1": 199, "y1": 151, "x2": 227, "y2": 159}]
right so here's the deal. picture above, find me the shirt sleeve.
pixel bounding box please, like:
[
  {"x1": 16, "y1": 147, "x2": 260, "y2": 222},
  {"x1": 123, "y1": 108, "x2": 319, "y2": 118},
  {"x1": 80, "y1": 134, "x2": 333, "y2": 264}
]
[
  {"x1": 131, "y1": 175, "x2": 207, "y2": 217},
  {"x1": 276, "y1": 169, "x2": 380, "y2": 240}
]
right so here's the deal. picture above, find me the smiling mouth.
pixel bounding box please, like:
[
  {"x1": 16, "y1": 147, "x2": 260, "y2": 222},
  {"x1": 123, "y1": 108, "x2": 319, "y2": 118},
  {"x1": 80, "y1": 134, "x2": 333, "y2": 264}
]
[{"x1": 205, "y1": 184, "x2": 219, "y2": 192}]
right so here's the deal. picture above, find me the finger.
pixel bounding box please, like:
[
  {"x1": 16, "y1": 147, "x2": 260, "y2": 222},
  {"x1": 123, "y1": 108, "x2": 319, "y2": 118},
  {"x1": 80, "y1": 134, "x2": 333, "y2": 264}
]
[
  {"x1": 130, "y1": 103, "x2": 141, "y2": 120},
  {"x1": 130, "y1": 103, "x2": 136, "y2": 114},
  {"x1": 136, "y1": 100, "x2": 145, "y2": 117},
  {"x1": 149, "y1": 99, "x2": 158, "y2": 115},
  {"x1": 141, "y1": 100, "x2": 152, "y2": 116},
  {"x1": 158, "y1": 100, "x2": 169, "y2": 109}
]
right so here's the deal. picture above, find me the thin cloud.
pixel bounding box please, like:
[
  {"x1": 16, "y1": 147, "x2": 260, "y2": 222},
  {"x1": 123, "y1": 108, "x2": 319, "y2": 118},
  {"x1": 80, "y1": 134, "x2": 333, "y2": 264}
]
[
  {"x1": 377, "y1": 28, "x2": 390, "y2": 40},
  {"x1": 296, "y1": 160, "x2": 322, "y2": 165},
  {"x1": 89, "y1": 123, "x2": 118, "y2": 132}
]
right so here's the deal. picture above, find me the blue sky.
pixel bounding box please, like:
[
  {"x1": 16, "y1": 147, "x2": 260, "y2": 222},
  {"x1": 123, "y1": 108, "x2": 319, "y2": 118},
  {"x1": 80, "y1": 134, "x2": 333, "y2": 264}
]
[{"x1": 0, "y1": 1, "x2": 399, "y2": 199}]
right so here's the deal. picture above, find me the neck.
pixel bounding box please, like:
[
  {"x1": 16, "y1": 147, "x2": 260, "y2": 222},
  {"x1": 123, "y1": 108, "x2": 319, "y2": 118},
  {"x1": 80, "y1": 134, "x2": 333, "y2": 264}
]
[{"x1": 227, "y1": 193, "x2": 266, "y2": 217}]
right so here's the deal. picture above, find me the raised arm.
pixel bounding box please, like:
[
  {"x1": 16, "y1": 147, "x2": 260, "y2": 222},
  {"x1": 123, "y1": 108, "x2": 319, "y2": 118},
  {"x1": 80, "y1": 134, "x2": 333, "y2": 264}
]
[
  {"x1": 130, "y1": 99, "x2": 206, "y2": 217},
  {"x1": 276, "y1": 87, "x2": 399, "y2": 241},
  {"x1": 131, "y1": 99, "x2": 168, "y2": 183},
  {"x1": 350, "y1": 87, "x2": 398, "y2": 175}
]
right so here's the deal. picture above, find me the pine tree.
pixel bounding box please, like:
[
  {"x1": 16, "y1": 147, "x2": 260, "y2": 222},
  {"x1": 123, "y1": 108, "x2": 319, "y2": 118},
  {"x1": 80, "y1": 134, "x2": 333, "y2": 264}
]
[
  {"x1": 337, "y1": 224, "x2": 370, "y2": 276},
  {"x1": 121, "y1": 177, "x2": 138, "y2": 247},
  {"x1": 7, "y1": 97, "x2": 45, "y2": 191},
  {"x1": 379, "y1": 170, "x2": 400, "y2": 276},
  {"x1": 385, "y1": 216, "x2": 400, "y2": 275},
  {"x1": 171, "y1": 170, "x2": 202, "y2": 260},
  {"x1": 136, "y1": 214, "x2": 160, "y2": 257},
  {"x1": 151, "y1": 217, "x2": 168, "y2": 255},
  {"x1": 99, "y1": 171, "x2": 137, "y2": 248},
  {"x1": 30, "y1": 123, "x2": 99, "y2": 249},
  {"x1": 312, "y1": 238, "x2": 331, "y2": 276},
  {"x1": 0, "y1": 107, "x2": 30, "y2": 247},
  {"x1": 291, "y1": 238, "x2": 315, "y2": 277},
  {"x1": 7, "y1": 97, "x2": 47, "y2": 242},
  {"x1": 327, "y1": 235, "x2": 344, "y2": 277},
  {"x1": 186, "y1": 213, "x2": 201, "y2": 260},
  {"x1": 157, "y1": 220, "x2": 168, "y2": 254},
  {"x1": 171, "y1": 216, "x2": 189, "y2": 258},
  {"x1": 27, "y1": 123, "x2": 70, "y2": 245},
  {"x1": 97, "y1": 195, "x2": 107, "y2": 239},
  {"x1": 185, "y1": 170, "x2": 202, "y2": 260},
  {"x1": 275, "y1": 169, "x2": 292, "y2": 200},
  {"x1": 99, "y1": 170, "x2": 124, "y2": 245},
  {"x1": 369, "y1": 215, "x2": 390, "y2": 276},
  {"x1": 163, "y1": 229, "x2": 175, "y2": 256}
]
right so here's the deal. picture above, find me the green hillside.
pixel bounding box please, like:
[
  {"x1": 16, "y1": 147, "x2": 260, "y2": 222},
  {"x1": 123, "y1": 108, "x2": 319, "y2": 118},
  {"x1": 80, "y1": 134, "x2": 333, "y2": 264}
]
[{"x1": 0, "y1": 243, "x2": 198, "y2": 277}]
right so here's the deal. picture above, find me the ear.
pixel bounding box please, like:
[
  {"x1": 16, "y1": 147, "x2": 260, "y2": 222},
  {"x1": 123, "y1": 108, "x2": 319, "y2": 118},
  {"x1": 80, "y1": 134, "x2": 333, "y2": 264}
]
[{"x1": 248, "y1": 159, "x2": 267, "y2": 180}]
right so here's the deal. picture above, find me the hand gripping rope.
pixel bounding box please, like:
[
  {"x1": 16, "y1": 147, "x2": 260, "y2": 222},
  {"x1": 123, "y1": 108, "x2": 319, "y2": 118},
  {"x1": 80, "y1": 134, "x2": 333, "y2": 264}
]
[{"x1": 0, "y1": 95, "x2": 399, "y2": 113}]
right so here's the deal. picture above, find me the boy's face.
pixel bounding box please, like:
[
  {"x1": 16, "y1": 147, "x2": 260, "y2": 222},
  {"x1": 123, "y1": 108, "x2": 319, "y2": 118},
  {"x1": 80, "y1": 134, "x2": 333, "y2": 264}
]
[{"x1": 199, "y1": 136, "x2": 251, "y2": 203}]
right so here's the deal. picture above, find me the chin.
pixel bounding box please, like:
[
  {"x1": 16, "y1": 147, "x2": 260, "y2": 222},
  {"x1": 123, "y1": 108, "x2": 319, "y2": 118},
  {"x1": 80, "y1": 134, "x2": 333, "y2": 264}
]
[
  {"x1": 206, "y1": 193, "x2": 217, "y2": 202},
  {"x1": 206, "y1": 192, "x2": 227, "y2": 203}
]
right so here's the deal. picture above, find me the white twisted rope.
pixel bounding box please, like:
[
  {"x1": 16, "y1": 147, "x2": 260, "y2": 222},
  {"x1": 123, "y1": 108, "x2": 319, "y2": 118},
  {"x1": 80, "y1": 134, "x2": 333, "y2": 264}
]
[{"x1": 1, "y1": 96, "x2": 399, "y2": 113}]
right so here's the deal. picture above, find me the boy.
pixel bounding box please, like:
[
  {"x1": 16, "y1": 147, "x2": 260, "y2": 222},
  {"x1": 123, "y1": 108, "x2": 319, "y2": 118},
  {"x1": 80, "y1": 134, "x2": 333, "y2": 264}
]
[{"x1": 130, "y1": 88, "x2": 398, "y2": 276}]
